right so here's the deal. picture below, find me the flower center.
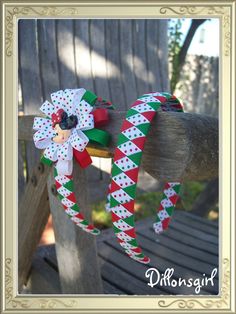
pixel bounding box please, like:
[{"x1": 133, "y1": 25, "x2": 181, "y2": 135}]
[
  {"x1": 53, "y1": 124, "x2": 71, "y2": 144},
  {"x1": 52, "y1": 110, "x2": 78, "y2": 144}
]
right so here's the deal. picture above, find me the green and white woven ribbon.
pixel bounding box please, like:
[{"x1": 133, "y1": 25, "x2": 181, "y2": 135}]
[
  {"x1": 107, "y1": 92, "x2": 184, "y2": 263},
  {"x1": 54, "y1": 167, "x2": 100, "y2": 235}
]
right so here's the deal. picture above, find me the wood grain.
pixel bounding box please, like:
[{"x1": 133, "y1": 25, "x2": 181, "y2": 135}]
[
  {"x1": 18, "y1": 162, "x2": 51, "y2": 291},
  {"x1": 132, "y1": 20, "x2": 149, "y2": 96},
  {"x1": 90, "y1": 20, "x2": 110, "y2": 99},
  {"x1": 25, "y1": 256, "x2": 61, "y2": 294},
  {"x1": 74, "y1": 20, "x2": 94, "y2": 91},
  {"x1": 18, "y1": 20, "x2": 42, "y2": 176},
  {"x1": 119, "y1": 19, "x2": 137, "y2": 108},
  {"x1": 24, "y1": 210, "x2": 218, "y2": 295},
  {"x1": 105, "y1": 20, "x2": 126, "y2": 110},
  {"x1": 47, "y1": 163, "x2": 103, "y2": 293},
  {"x1": 57, "y1": 20, "x2": 77, "y2": 89},
  {"x1": 37, "y1": 20, "x2": 60, "y2": 100},
  {"x1": 19, "y1": 111, "x2": 218, "y2": 181}
]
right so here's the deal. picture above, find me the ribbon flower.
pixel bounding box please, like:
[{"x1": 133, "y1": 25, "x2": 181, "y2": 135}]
[
  {"x1": 33, "y1": 88, "x2": 110, "y2": 175},
  {"x1": 33, "y1": 88, "x2": 112, "y2": 235}
]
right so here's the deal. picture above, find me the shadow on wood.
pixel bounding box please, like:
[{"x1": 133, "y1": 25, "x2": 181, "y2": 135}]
[
  {"x1": 24, "y1": 210, "x2": 219, "y2": 295},
  {"x1": 18, "y1": 110, "x2": 218, "y2": 293},
  {"x1": 19, "y1": 111, "x2": 218, "y2": 181}
]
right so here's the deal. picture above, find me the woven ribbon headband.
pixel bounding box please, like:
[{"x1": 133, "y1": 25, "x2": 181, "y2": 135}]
[
  {"x1": 106, "y1": 92, "x2": 184, "y2": 264},
  {"x1": 33, "y1": 89, "x2": 184, "y2": 263}
]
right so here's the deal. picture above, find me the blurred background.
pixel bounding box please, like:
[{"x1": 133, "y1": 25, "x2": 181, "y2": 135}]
[{"x1": 18, "y1": 18, "x2": 219, "y2": 246}]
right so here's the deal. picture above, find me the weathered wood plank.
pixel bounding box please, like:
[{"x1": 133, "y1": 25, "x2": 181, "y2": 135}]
[
  {"x1": 137, "y1": 226, "x2": 219, "y2": 266},
  {"x1": 102, "y1": 280, "x2": 125, "y2": 295},
  {"x1": 96, "y1": 212, "x2": 218, "y2": 255},
  {"x1": 35, "y1": 245, "x2": 126, "y2": 295},
  {"x1": 36, "y1": 243, "x2": 57, "y2": 266},
  {"x1": 176, "y1": 210, "x2": 218, "y2": 227},
  {"x1": 105, "y1": 20, "x2": 126, "y2": 109},
  {"x1": 146, "y1": 20, "x2": 162, "y2": 91},
  {"x1": 132, "y1": 20, "x2": 149, "y2": 96},
  {"x1": 99, "y1": 255, "x2": 165, "y2": 295},
  {"x1": 173, "y1": 211, "x2": 218, "y2": 236},
  {"x1": 142, "y1": 111, "x2": 218, "y2": 181},
  {"x1": 137, "y1": 226, "x2": 218, "y2": 266},
  {"x1": 119, "y1": 20, "x2": 137, "y2": 108},
  {"x1": 56, "y1": 20, "x2": 77, "y2": 89},
  {"x1": 19, "y1": 110, "x2": 218, "y2": 181},
  {"x1": 159, "y1": 225, "x2": 218, "y2": 255},
  {"x1": 170, "y1": 220, "x2": 218, "y2": 245},
  {"x1": 87, "y1": 165, "x2": 111, "y2": 201},
  {"x1": 101, "y1": 241, "x2": 215, "y2": 294},
  {"x1": 156, "y1": 20, "x2": 169, "y2": 91},
  {"x1": 26, "y1": 256, "x2": 61, "y2": 294},
  {"x1": 37, "y1": 20, "x2": 60, "y2": 99},
  {"x1": 133, "y1": 231, "x2": 218, "y2": 277},
  {"x1": 18, "y1": 163, "x2": 51, "y2": 291},
  {"x1": 30, "y1": 201, "x2": 219, "y2": 296},
  {"x1": 90, "y1": 20, "x2": 110, "y2": 99},
  {"x1": 18, "y1": 20, "x2": 42, "y2": 175},
  {"x1": 74, "y1": 20, "x2": 94, "y2": 91},
  {"x1": 18, "y1": 20, "x2": 43, "y2": 114},
  {"x1": 47, "y1": 164, "x2": 103, "y2": 294}
]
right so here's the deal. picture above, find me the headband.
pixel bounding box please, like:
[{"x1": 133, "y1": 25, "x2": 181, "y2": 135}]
[
  {"x1": 33, "y1": 88, "x2": 112, "y2": 235},
  {"x1": 106, "y1": 92, "x2": 184, "y2": 263}
]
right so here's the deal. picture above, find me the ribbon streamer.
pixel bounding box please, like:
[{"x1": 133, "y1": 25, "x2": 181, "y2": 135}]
[{"x1": 107, "y1": 92, "x2": 184, "y2": 263}]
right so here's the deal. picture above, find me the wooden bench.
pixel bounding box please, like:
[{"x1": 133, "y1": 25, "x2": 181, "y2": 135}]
[
  {"x1": 24, "y1": 210, "x2": 218, "y2": 295},
  {"x1": 18, "y1": 110, "x2": 218, "y2": 294},
  {"x1": 18, "y1": 19, "x2": 219, "y2": 295}
]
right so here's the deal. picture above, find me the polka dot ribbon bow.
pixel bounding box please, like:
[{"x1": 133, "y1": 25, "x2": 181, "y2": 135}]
[
  {"x1": 106, "y1": 92, "x2": 184, "y2": 264},
  {"x1": 33, "y1": 88, "x2": 112, "y2": 235}
]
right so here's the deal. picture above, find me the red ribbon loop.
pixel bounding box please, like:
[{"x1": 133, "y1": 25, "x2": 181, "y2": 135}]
[
  {"x1": 92, "y1": 108, "x2": 109, "y2": 127},
  {"x1": 73, "y1": 148, "x2": 92, "y2": 168}
]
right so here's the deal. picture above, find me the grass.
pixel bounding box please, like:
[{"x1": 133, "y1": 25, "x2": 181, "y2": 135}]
[{"x1": 92, "y1": 180, "x2": 217, "y2": 229}]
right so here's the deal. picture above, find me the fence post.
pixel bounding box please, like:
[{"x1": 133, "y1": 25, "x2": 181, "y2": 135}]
[{"x1": 47, "y1": 163, "x2": 103, "y2": 294}]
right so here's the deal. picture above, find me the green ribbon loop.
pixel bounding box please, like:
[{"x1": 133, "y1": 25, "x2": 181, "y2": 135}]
[
  {"x1": 81, "y1": 90, "x2": 97, "y2": 106},
  {"x1": 84, "y1": 128, "x2": 111, "y2": 147},
  {"x1": 41, "y1": 155, "x2": 53, "y2": 166}
]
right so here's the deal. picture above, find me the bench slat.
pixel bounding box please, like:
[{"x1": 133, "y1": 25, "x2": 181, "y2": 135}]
[
  {"x1": 173, "y1": 211, "x2": 218, "y2": 235},
  {"x1": 100, "y1": 241, "x2": 215, "y2": 295},
  {"x1": 170, "y1": 220, "x2": 218, "y2": 245},
  {"x1": 57, "y1": 20, "x2": 77, "y2": 89},
  {"x1": 137, "y1": 226, "x2": 218, "y2": 266},
  {"x1": 90, "y1": 20, "x2": 110, "y2": 99},
  {"x1": 38, "y1": 20, "x2": 60, "y2": 99},
  {"x1": 74, "y1": 20, "x2": 94, "y2": 91},
  {"x1": 105, "y1": 20, "x2": 126, "y2": 110},
  {"x1": 99, "y1": 255, "x2": 166, "y2": 295},
  {"x1": 176, "y1": 210, "x2": 218, "y2": 228},
  {"x1": 27, "y1": 256, "x2": 61, "y2": 294}
]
